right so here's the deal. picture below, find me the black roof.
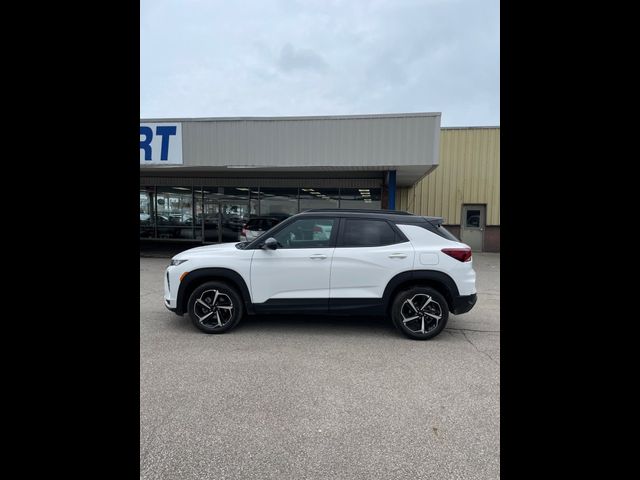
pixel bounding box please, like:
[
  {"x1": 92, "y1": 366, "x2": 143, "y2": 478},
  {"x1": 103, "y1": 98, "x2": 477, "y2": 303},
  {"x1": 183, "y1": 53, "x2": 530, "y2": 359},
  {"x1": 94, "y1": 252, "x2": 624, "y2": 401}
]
[
  {"x1": 302, "y1": 208, "x2": 414, "y2": 215},
  {"x1": 297, "y1": 208, "x2": 442, "y2": 224}
]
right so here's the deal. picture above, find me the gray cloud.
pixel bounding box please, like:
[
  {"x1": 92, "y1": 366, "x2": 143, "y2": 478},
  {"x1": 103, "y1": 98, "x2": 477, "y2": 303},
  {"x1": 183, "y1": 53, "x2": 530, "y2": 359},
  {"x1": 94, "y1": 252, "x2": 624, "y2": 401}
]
[
  {"x1": 277, "y1": 43, "x2": 328, "y2": 73},
  {"x1": 140, "y1": 0, "x2": 499, "y2": 126}
]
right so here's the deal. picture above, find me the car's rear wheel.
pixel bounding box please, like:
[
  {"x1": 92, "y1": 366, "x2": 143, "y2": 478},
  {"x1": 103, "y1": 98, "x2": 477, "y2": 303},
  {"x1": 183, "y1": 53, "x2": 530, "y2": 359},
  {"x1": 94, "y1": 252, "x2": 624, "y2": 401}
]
[
  {"x1": 391, "y1": 287, "x2": 449, "y2": 340},
  {"x1": 187, "y1": 281, "x2": 243, "y2": 334}
]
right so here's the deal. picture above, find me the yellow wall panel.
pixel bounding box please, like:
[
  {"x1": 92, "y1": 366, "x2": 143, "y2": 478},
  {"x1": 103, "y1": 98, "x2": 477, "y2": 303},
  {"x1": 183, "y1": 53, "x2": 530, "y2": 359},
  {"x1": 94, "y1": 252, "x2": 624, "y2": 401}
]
[{"x1": 397, "y1": 127, "x2": 500, "y2": 225}]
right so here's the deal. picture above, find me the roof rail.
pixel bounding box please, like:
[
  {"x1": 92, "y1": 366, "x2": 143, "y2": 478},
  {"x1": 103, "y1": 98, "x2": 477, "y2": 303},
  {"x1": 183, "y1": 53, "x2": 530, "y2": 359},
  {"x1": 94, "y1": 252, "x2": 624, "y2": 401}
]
[{"x1": 301, "y1": 208, "x2": 415, "y2": 215}]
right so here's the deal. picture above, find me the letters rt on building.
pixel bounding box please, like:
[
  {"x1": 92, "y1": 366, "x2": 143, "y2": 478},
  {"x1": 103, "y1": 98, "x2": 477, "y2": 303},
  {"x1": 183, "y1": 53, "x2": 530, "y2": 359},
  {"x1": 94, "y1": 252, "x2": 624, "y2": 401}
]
[{"x1": 139, "y1": 123, "x2": 183, "y2": 165}]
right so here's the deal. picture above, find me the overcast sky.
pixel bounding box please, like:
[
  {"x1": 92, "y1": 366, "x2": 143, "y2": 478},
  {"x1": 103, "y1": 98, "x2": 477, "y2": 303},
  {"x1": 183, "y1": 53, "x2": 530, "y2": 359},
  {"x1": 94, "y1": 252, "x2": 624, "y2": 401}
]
[{"x1": 140, "y1": 0, "x2": 499, "y2": 127}]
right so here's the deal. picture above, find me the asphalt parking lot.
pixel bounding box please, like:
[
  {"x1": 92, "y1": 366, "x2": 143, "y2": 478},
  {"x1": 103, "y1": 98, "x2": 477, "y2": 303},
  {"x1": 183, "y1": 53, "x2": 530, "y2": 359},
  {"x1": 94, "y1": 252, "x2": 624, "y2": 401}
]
[{"x1": 140, "y1": 252, "x2": 500, "y2": 480}]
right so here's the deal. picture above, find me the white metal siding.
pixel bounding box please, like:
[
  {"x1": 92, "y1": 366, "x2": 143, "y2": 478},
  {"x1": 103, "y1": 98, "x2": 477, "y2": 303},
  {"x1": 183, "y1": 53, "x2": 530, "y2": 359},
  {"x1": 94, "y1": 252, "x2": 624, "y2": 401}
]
[{"x1": 144, "y1": 114, "x2": 440, "y2": 172}]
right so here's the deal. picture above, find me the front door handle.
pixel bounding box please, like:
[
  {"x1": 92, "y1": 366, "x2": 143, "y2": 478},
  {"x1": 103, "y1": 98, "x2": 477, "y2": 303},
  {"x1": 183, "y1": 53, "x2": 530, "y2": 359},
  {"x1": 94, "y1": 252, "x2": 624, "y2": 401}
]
[
  {"x1": 309, "y1": 254, "x2": 327, "y2": 260},
  {"x1": 388, "y1": 253, "x2": 408, "y2": 259}
]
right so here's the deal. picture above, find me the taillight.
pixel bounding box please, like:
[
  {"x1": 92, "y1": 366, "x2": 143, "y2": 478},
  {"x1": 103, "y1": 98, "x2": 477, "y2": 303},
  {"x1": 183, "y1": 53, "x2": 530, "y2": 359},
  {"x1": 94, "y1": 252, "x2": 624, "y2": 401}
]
[
  {"x1": 442, "y1": 247, "x2": 472, "y2": 262},
  {"x1": 313, "y1": 226, "x2": 322, "y2": 233}
]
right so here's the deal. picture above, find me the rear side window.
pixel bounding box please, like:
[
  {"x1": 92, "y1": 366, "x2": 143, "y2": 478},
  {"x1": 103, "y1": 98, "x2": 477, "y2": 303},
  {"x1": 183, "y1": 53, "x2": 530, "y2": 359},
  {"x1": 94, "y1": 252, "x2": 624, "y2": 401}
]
[
  {"x1": 411, "y1": 222, "x2": 460, "y2": 241},
  {"x1": 433, "y1": 224, "x2": 459, "y2": 241},
  {"x1": 341, "y1": 219, "x2": 399, "y2": 247}
]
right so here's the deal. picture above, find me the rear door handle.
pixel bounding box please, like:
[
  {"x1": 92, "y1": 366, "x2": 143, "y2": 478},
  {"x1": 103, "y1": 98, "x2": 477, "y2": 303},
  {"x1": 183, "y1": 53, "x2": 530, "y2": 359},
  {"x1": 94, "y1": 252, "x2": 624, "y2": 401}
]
[
  {"x1": 309, "y1": 254, "x2": 327, "y2": 260},
  {"x1": 388, "y1": 253, "x2": 408, "y2": 259}
]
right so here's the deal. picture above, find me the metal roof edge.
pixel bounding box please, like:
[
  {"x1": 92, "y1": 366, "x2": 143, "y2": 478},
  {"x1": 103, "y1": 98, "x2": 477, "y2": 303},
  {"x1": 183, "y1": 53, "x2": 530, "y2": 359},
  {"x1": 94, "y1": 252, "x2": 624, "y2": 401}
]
[
  {"x1": 140, "y1": 112, "x2": 442, "y2": 123},
  {"x1": 441, "y1": 126, "x2": 500, "y2": 130}
]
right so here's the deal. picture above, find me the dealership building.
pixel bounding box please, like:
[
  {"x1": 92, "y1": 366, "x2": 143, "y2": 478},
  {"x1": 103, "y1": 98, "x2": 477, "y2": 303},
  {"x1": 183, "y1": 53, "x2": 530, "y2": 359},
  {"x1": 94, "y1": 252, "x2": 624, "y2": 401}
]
[{"x1": 140, "y1": 113, "x2": 500, "y2": 251}]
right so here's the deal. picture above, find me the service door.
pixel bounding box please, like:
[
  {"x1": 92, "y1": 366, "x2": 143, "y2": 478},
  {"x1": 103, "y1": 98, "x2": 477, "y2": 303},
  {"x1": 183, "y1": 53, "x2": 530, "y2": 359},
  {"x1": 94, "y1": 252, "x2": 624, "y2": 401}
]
[{"x1": 460, "y1": 204, "x2": 485, "y2": 251}]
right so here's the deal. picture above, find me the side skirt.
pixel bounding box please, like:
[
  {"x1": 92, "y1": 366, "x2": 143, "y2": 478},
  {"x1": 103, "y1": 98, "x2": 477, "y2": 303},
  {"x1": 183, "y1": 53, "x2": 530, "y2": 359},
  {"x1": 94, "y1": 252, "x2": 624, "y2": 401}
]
[{"x1": 251, "y1": 298, "x2": 385, "y2": 316}]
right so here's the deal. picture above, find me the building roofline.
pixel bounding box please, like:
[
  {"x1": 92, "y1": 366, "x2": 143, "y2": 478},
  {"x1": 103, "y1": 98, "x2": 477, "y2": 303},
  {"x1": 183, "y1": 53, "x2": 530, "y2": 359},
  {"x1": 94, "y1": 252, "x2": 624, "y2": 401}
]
[
  {"x1": 441, "y1": 126, "x2": 500, "y2": 130},
  {"x1": 140, "y1": 112, "x2": 442, "y2": 123}
]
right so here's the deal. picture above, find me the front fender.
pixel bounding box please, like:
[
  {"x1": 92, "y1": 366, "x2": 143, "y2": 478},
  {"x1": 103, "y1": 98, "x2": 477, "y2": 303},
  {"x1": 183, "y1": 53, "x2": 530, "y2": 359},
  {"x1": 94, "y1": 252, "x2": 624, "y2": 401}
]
[{"x1": 177, "y1": 268, "x2": 254, "y2": 315}]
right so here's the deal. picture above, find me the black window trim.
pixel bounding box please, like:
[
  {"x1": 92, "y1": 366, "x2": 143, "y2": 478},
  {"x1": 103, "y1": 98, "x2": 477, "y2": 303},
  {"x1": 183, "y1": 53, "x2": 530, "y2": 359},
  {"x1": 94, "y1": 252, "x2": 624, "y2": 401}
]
[{"x1": 336, "y1": 217, "x2": 409, "y2": 248}]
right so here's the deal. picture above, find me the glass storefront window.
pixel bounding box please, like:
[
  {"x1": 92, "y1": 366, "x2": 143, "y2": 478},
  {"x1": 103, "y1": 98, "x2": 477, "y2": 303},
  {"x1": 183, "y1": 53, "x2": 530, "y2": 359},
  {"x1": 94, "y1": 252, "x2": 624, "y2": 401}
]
[
  {"x1": 340, "y1": 188, "x2": 381, "y2": 209},
  {"x1": 299, "y1": 188, "x2": 339, "y2": 211},
  {"x1": 217, "y1": 187, "x2": 249, "y2": 242},
  {"x1": 140, "y1": 187, "x2": 156, "y2": 238},
  {"x1": 156, "y1": 187, "x2": 194, "y2": 239},
  {"x1": 194, "y1": 188, "x2": 218, "y2": 241},
  {"x1": 259, "y1": 188, "x2": 298, "y2": 220},
  {"x1": 140, "y1": 184, "x2": 385, "y2": 242}
]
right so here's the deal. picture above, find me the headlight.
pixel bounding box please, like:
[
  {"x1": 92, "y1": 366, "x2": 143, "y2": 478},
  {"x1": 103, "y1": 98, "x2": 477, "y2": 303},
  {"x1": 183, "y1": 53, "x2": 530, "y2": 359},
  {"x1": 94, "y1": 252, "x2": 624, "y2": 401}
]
[{"x1": 170, "y1": 259, "x2": 188, "y2": 266}]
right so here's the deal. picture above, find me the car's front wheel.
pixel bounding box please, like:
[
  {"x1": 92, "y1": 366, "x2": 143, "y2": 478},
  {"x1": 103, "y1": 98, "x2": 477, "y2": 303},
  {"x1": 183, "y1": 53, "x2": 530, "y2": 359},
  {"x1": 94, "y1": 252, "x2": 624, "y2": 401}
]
[
  {"x1": 187, "y1": 281, "x2": 243, "y2": 334},
  {"x1": 391, "y1": 287, "x2": 449, "y2": 340}
]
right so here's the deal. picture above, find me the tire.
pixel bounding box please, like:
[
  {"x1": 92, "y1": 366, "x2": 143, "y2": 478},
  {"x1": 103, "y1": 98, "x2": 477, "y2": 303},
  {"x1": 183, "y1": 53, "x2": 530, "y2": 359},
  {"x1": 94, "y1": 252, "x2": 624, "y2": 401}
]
[
  {"x1": 187, "y1": 281, "x2": 244, "y2": 334},
  {"x1": 391, "y1": 287, "x2": 449, "y2": 340}
]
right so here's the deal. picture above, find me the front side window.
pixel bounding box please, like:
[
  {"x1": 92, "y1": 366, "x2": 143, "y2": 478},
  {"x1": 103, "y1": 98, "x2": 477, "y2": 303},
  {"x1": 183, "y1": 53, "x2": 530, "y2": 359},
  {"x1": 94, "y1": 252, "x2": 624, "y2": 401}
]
[
  {"x1": 272, "y1": 218, "x2": 335, "y2": 249},
  {"x1": 341, "y1": 219, "x2": 398, "y2": 247}
]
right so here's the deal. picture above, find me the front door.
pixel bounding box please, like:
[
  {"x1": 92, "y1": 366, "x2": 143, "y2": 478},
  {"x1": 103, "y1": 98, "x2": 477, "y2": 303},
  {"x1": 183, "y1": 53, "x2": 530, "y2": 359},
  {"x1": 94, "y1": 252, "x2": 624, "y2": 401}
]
[
  {"x1": 460, "y1": 204, "x2": 485, "y2": 251},
  {"x1": 250, "y1": 217, "x2": 337, "y2": 308}
]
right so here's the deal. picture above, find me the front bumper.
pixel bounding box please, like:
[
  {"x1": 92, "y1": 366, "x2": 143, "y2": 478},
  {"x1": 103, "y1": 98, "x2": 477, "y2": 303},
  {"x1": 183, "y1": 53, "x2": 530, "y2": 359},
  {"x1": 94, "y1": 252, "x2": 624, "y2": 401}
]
[
  {"x1": 164, "y1": 299, "x2": 180, "y2": 315},
  {"x1": 451, "y1": 293, "x2": 477, "y2": 315}
]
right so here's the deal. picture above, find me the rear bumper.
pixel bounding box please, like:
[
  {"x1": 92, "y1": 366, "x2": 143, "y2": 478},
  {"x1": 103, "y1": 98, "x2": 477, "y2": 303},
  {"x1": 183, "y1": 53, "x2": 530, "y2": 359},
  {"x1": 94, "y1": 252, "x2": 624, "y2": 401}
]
[{"x1": 451, "y1": 293, "x2": 477, "y2": 315}]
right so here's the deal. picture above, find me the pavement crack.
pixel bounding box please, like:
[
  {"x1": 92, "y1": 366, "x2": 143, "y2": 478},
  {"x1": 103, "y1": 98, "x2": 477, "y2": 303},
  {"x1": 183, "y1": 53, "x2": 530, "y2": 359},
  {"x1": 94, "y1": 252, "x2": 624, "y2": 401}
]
[{"x1": 459, "y1": 329, "x2": 500, "y2": 367}]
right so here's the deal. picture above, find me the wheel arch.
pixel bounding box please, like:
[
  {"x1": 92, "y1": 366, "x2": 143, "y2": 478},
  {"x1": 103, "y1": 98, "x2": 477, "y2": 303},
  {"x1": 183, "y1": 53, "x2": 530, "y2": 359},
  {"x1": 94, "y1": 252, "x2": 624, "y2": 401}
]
[
  {"x1": 176, "y1": 268, "x2": 254, "y2": 315},
  {"x1": 383, "y1": 270, "x2": 460, "y2": 314}
]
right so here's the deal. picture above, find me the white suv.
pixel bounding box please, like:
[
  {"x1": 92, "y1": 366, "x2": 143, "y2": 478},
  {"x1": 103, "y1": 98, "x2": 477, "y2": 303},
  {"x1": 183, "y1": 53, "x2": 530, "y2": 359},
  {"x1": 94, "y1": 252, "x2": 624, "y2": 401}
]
[{"x1": 164, "y1": 209, "x2": 477, "y2": 340}]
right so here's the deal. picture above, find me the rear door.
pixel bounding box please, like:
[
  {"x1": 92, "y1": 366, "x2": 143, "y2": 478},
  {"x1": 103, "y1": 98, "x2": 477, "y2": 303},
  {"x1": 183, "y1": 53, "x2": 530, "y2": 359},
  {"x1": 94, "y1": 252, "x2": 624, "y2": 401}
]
[{"x1": 330, "y1": 218, "x2": 414, "y2": 304}]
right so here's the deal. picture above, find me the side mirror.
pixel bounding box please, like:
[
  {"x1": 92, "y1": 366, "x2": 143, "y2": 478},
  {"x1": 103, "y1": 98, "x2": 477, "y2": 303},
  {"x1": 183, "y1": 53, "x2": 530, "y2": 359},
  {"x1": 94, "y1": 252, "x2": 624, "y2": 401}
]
[{"x1": 262, "y1": 237, "x2": 278, "y2": 250}]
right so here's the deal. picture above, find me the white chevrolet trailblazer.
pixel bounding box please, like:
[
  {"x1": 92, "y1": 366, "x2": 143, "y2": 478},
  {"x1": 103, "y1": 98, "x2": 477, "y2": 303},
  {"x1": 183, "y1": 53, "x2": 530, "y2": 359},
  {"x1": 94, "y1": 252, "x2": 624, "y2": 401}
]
[{"x1": 164, "y1": 209, "x2": 477, "y2": 340}]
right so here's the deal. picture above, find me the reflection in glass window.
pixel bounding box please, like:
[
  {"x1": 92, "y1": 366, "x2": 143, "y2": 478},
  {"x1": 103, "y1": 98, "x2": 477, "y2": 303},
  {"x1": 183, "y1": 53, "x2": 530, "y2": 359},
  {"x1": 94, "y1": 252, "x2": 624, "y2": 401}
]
[
  {"x1": 342, "y1": 219, "x2": 397, "y2": 247},
  {"x1": 259, "y1": 188, "x2": 298, "y2": 220},
  {"x1": 156, "y1": 187, "x2": 194, "y2": 239},
  {"x1": 194, "y1": 188, "x2": 219, "y2": 242},
  {"x1": 273, "y1": 218, "x2": 335, "y2": 249},
  {"x1": 299, "y1": 188, "x2": 339, "y2": 211},
  {"x1": 340, "y1": 188, "x2": 381, "y2": 209},
  {"x1": 465, "y1": 210, "x2": 481, "y2": 228},
  {"x1": 140, "y1": 187, "x2": 155, "y2": 238},
  {"x1": 249, "y1": 187, "x2": 259, "y2": 217},
  {"x1": 218, "y1": 187, "x2": 249, "y2": 242}
]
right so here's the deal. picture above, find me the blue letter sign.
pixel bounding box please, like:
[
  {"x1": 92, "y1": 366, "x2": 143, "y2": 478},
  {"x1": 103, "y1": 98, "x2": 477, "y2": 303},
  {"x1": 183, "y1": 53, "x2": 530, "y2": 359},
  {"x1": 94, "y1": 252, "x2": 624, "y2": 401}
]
[{"x1": 139, "y1": 123, "x2": 183, "y2": 165}]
